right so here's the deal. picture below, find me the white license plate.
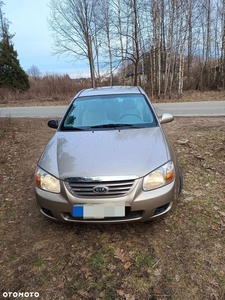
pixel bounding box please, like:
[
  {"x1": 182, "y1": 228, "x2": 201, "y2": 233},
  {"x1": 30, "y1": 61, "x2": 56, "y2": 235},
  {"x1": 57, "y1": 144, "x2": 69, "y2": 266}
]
[{"x1": 72, "y1": 202, "x2": 125, "y2": 219}]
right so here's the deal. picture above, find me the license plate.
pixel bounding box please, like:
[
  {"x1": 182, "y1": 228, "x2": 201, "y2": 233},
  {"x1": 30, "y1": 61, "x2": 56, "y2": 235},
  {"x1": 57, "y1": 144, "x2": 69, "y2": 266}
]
[{"x1": 72, "y1": 202, "x2": 125, "y2": 219}]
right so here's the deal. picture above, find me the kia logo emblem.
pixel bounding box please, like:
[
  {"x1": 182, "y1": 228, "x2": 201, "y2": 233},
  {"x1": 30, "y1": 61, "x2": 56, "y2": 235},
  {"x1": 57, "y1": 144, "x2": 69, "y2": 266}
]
[{"x1": 93, "y1": 186, "x2": 108, "y2": 194}]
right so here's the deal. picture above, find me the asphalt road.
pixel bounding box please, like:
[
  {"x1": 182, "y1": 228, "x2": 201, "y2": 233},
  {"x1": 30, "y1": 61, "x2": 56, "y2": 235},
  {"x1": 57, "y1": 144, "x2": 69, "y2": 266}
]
[{"x1": 0, "y1": 101, "x2": 225, "y2": 118}]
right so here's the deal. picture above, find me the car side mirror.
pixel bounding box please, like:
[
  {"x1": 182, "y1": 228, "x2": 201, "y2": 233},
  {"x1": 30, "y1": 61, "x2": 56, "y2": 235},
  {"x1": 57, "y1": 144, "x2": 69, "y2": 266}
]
[
  {"x1": 159, "y1": 113, "x2": 174, "y2": 124},
  {"x1": 48, "y1": 119, "x2": 59, "y2": 129}
]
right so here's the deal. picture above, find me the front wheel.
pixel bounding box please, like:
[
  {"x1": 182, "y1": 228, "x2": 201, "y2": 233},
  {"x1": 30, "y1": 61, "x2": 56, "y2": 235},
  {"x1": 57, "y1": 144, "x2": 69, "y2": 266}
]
[{"x1": 178, "y1": 167, "x2": 183, "y2": 195}]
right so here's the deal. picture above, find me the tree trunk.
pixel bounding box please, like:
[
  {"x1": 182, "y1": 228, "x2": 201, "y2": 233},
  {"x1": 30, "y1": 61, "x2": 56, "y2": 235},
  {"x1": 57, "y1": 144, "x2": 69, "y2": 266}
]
[{"x1": 88, "y1": 35, "x2": 95, "y2": 88}]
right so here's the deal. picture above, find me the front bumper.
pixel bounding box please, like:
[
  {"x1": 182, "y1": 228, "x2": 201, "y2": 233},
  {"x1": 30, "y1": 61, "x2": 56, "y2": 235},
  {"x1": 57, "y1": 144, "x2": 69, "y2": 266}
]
[{"x1": 35, "y1": 176, "x2": 179, "y2": 223}]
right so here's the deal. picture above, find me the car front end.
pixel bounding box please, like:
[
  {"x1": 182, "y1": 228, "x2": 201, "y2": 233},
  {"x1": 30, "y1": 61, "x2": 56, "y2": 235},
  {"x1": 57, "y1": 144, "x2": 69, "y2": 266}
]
[
  {"x1": 34, "y1": 86, "x2": 182, "y2": 223},
  {"x1": 35, "y1": 162, "x2": 180, "y2": 223}
]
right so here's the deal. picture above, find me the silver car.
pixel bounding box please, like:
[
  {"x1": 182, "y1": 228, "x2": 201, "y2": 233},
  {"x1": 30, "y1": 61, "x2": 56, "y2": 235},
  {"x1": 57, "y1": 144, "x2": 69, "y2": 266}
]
[{"x1": 35, "y1": 86, "x2": 182, "y2": 223}]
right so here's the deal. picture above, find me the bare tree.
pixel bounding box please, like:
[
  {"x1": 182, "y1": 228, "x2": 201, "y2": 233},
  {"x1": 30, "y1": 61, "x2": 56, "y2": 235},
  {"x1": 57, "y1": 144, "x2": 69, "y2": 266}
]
[
  {"x1": 177, "y1": 0, "x2": 189, "y2": 98},
  {"x1": 129, "y1": 0, "x2": 140, "y2": 86},
  {"x1": 151, "y1": 0, "x2": 162, "y2": 98},
  {"x1": 110, "y1": 0, "x2": 131, "y2": 84},
  {"x1": 164, "y1": 0, "x2": 175, "y2": 99},
  {"x1": 221, "y1": 0, "x2": 225, "y2": 89},
  {"x1": 99, "y1": 0, "x2": 114, "y2": 85},
  {"x1": 116, "y1": 0, "x2": 126, "y2": 84},
  {"x1": 48, "y1": 0, "x2": 100, "y2": 87},
  {"x1": 187, "y1": 0, "x2": 193, "y2": 85},
  {"x1": 27, "y1": 65, "x2": 41, "y2": 78},
  {"x1": 47, "y1": 0, "x2": 225, "y2": 93}
]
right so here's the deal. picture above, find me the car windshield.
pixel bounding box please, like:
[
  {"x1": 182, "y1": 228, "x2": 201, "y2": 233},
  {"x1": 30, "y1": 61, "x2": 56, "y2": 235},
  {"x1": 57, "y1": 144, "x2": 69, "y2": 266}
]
[{"x1": 61, "y1": 94, "x2": 157, "y2": 130}]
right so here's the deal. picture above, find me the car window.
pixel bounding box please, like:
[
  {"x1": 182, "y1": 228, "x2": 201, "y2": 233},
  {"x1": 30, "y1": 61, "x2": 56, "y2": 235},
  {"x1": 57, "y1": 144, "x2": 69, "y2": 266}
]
[{"x1": 61, "y1": 94, "x2": 157, "y2": 130}]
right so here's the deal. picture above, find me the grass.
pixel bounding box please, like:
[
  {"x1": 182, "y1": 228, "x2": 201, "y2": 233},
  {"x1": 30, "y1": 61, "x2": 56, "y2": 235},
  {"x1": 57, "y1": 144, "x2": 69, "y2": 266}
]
[
  {"x1": 1, "y1": 82, "x2": 225, "y2": 108},
  {"x1": 90, "y1": 252, "x2": 106, "y2": 268},
  {"x1": 35, "y1": 259, "x2": 45, "y2": 267},
  {"x1": 134, "y1": 254, "x2": 152, "y2": 267}
]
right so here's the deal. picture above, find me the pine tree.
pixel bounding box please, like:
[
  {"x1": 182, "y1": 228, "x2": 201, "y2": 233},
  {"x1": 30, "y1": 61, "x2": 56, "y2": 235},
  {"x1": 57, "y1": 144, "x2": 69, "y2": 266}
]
[{"x1": 0, "y1": 5, "x2": 29, "y2": 90}]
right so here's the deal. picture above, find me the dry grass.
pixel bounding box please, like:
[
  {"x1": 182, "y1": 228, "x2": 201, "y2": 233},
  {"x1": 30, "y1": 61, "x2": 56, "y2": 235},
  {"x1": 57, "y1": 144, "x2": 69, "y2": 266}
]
[
  {"x1": 0, "y1": 116, "x2": 224, "y2": 300},
  {"x1": 0, "y1": 75, "x2": 88, "y2": 107},
  {"x1": 0, "y1": 76, "x2": 225, "y2": 108}
]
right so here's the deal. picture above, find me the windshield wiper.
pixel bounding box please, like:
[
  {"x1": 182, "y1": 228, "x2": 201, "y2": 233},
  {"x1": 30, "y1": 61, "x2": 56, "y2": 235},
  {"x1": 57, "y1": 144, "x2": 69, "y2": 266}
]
[
  {"x1": 90, "y1": 123, "x2": 135, "y2": 129},
  {"x1": 62, "y1": 126, "x2": 88, "y2": 131}
]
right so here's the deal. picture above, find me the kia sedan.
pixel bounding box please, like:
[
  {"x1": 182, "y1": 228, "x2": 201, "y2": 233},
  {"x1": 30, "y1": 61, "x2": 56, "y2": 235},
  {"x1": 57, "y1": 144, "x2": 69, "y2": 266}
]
[{"x1": 35, "y1": 86, "x2": 182, "y2": 223}]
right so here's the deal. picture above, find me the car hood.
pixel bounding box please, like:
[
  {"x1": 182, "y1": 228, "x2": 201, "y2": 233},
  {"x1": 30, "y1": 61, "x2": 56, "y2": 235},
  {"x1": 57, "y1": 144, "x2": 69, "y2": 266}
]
[{"x1": 38, "y1": 127, "x2": 169, "y2": 180}]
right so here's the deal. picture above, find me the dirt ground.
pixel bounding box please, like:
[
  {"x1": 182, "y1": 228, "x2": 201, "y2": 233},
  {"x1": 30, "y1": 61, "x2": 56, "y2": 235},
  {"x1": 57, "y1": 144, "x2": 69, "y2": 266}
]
[{"x1": 0, "y1": 116, "x2": 225, "y2": 300}]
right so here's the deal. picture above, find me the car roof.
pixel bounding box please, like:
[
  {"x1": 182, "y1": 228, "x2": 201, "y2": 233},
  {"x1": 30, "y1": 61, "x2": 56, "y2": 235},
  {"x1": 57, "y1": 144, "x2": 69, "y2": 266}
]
[{"x1": 77, "y1": 86, "x2": 144, "y2": 97}]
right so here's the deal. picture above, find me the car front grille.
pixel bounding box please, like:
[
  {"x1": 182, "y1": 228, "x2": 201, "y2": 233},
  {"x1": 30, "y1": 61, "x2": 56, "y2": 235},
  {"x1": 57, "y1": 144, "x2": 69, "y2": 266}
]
[{"x1": 65, "y1": 178, "x2": 136, "y2": 198}]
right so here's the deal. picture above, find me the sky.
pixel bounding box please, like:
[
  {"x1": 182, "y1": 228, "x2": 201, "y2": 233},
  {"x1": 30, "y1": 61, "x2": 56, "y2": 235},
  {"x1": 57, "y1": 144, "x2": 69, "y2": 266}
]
[{"x1": 3, "y1": 0, "x2": 90, "y2": 78}]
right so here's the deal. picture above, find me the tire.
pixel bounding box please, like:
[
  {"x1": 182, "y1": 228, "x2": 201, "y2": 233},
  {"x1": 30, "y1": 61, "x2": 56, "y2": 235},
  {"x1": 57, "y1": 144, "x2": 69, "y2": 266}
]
[{"x1": 178, "y1": 167, "x2": 183, "y2": 195}]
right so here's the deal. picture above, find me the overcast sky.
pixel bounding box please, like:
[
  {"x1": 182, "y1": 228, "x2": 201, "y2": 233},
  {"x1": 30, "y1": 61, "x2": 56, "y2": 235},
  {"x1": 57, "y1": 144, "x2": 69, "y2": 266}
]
[{"x1": 3, "y1": 0, "x2": 89, "y2": 78}]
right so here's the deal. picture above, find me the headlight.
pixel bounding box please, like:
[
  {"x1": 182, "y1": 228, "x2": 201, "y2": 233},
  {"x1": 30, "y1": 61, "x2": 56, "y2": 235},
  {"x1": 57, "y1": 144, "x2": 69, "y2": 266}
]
[
  {"x1": 35, "y1": 167, "x2": 60, "y2": 193},
  {"x1": 143, "y1": 161, "x2": 175, "y2": 191}
]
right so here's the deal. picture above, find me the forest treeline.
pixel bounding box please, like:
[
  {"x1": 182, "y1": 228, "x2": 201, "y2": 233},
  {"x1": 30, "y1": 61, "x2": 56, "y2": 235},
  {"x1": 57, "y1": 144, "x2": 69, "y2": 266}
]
[
  {"x1": 1, "y1": 0, "x2": 225, "y2": 102},
  {"x1": 48, "y1": 0, "x2": 225, "y2": 98}
]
